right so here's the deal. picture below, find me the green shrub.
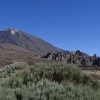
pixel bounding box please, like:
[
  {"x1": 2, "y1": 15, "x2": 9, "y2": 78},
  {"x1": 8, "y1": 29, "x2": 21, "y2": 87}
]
[
  {"x1": 0, "y1": 62, "x2": 100, "y2": 100},
  {"x1": 0, "y1": 62, "x2": 28, "y2": 79}
]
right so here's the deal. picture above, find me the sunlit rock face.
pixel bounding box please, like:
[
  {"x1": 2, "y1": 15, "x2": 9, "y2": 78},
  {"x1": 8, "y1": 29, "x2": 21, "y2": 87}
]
[{"x1": 11, "y1": 30, "x2": 15, "y2": 34}]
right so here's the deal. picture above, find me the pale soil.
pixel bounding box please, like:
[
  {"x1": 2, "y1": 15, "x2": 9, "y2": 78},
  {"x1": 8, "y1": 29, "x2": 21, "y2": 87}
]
[
  {"x1": 82, "y1": 70, "x2": 100, "y2": 80},
  {"x1": 82, "y1": 70, "x2": 100, "y2": 75}
]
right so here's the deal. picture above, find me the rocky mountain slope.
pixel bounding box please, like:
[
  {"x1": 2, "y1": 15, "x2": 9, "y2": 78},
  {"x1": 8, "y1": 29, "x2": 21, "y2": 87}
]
[
  {"x1": 0, "y1": 28, "x2": 99, "y2": 68},
  {"x1": 0, "y1": 28, "x2": 61, "y2": 53},
  {"x1": 0, "y1": 28, "x2": 63, "y2": 67}
]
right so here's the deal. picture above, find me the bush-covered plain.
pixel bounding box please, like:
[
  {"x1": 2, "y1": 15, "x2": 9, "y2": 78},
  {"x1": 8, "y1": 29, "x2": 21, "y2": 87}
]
[{"x1": 0, "y1": 62, "x2": 100, "y2": 100}]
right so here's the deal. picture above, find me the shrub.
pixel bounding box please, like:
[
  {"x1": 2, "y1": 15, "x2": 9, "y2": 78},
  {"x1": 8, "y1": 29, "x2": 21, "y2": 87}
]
[
  {"x1": 0, "y1": 62, "x2": 28, "y2": 79},
  {"x1": 0, "y1": 62, "x2": 100, "y2": 100}
]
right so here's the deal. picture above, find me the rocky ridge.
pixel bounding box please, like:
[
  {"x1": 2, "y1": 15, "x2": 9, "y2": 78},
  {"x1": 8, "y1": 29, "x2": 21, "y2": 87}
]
[{"x1": 43, "y1": 50, "x2": 100, "y2": 67}]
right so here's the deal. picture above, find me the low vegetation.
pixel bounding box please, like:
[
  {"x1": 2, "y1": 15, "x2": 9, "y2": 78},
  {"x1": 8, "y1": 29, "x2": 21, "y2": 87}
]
[{"x1": 0, "y1": 62, "x2": 100, "y2": 100}]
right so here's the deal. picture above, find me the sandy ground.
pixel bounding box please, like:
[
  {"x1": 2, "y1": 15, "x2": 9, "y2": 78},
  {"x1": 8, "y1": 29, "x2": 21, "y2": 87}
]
[
  {"x1": 82, "y1": 70, "x2": 100, "y2": 76},
  {"x1": 82, "y1": 69, "x2": 100, "y2": 80}
]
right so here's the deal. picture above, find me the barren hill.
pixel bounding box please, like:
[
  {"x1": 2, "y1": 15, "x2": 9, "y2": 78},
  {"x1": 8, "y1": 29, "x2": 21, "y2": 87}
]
[
  {"x1": 0, "y1": 28, "x2": 61, "y2": 53},
  {"x1": 0, "y1": 28, "x2": 61, "y2": 67}
]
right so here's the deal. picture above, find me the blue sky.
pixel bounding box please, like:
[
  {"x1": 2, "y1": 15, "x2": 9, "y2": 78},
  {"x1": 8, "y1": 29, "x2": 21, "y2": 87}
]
[{"x1": 0, "y1": 0, "x2": 100, "y2": 56}]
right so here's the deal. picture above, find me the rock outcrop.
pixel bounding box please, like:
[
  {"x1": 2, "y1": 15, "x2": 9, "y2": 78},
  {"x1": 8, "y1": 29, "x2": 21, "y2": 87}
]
[{"x1": 43, "y1": 50, "x2": 100, "y2": 67}]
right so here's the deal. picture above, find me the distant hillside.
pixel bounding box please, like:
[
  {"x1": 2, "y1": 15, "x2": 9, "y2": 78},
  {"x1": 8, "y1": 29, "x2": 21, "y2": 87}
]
[
  {"x1": 0, "y1": 28, "x2": 61, "y2": 53},
  {"x1": 0, "y1": 28, "x2": 62, "y2": 67},
  {"x1": 61, "y1": 50, "x2": 71, "y2": 55},
  {"x1": 0, "y1": 28, "x2": 97, "y2": 68}
]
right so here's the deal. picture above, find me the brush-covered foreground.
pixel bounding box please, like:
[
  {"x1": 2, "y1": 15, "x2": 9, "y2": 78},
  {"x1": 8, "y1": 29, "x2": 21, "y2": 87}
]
[{"x1": 0, "y1": 62, "x2": 100, "y2": 100}]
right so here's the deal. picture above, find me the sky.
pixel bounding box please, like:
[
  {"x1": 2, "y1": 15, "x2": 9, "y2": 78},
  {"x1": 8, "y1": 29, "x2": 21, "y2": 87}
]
[{"x1": 0, "y1": 0, "x2": 100, "y2": 56}]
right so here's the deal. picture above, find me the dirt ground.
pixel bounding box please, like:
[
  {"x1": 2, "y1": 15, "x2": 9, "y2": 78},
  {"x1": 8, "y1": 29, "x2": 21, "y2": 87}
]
[
  {"x1": 82, "y1": 70, "x2": 100, "y2": 75},
  {"x1": 82, "y1": 70, "x2": 100, "y2": 80}
]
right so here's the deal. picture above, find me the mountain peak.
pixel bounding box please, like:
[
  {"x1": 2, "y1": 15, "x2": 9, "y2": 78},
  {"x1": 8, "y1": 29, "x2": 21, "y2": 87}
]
[
  {"x1": 7, "y1": 27, "x2": 15, "y2": 30},
  {"x1": 0, "y1": 28, "x2": 60, "y2": 53},
  {"x1": 6, "y1": 28, "x2": 18, "y2": 35}
]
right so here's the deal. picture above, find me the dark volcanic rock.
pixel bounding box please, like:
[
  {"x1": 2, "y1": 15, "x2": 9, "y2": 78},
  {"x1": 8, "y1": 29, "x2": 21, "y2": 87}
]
[
  {"x1": 97, "y1": 57, "x2": 100, "y2": 66},
  {"x1": 43, "y1": 50, "x2": 100, "y2": 67},
  {"x1": 81, "y1": 57, "x2": 88, "y2": 66},
  {"x1": 75, "y1": 50, "x2": 82, "y2": 56},
  {"x1": 43, "y1": 51, "x2": 68, "y2": 62}
]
